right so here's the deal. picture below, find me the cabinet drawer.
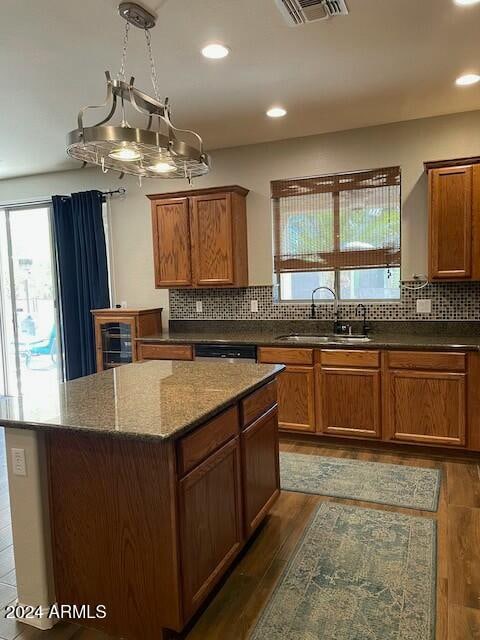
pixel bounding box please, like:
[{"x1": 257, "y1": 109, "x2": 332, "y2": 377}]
[
  {"x1": 257, "y1": 347, "x2": 313, "y2": 366},
  {"x1": 138, "y1": 343, "x2": 193, "y2": 361},
  {"x1": 177, "y1": 406, "x2": 239, "y2": 476},
  {"x1": 320, "y1": 350, "x2": 380, "y2": 368},
  {"x1": 387, "y1": 351, "x2": 466, "y2": 372},
  {"x1": 241, "y1": 380, "x2": 277, "y2": 428}
]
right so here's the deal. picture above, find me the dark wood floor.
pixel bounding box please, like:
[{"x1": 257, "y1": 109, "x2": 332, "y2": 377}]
[{"x1": 0, "y1": 435, "x2": 479, "y2": 639}]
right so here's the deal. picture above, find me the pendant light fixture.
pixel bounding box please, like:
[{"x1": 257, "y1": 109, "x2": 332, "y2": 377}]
[{"x1": 66, "y1": 2, "x2": 210, "y2": 183}]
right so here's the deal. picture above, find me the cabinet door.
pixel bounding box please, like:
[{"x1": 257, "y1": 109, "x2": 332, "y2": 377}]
[
  {"x1": 429, "y1": 166, "x2": 473, "y2": 280},
  {"x1": 318, "y1": 367, "x2": 381, "y2": 439},
  {"x1": 277, "y1": 366, "x2": 315, "y2": 432},
  {"x1": 190, "y1": 193, "x2": 234, "y2": 285},
  {"x1": 178, "y1": 437, "x2": 243, "y2": 619},
  {"x1": 151, "y1": 197, "x2": 192, "y2": 287},
  {"x1": 387, "y1": 369, "x2": 466, "y2": 446},
  {"x1": 241, "y1": 407, "x2": 280, "y2": 536}
]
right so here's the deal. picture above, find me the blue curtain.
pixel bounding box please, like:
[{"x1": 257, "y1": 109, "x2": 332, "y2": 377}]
[{"x1": 52, "y1": 190, "x2": 110, "y2": 380}]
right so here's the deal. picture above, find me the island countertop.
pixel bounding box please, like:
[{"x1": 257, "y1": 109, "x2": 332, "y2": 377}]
[{"x1": 0, "y1": 359, "x2": 284, "y2": 440}]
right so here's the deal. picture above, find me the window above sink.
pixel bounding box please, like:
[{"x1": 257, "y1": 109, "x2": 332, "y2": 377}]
[{"x1": 271, "y1": 167, "x2": 401, "y2": 303}]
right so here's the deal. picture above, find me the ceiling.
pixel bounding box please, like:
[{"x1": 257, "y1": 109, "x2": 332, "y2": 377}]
[{"x1": 1, "y1": 0, "x2": 480, "y2": 180}]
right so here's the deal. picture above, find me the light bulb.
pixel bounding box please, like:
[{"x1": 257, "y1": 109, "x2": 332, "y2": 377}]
[
  {"x1": 266, "y1": 107, "x2": 287, "y2": 118},
  {"x1": 108, "y1": 144, "x2": 143, "y2": 162},
  {"x1": 202, "y1": 43, "x2": 230, "y2": 59},
  {"x1": 455, "y1": 73, "x2": 480, "y2": 86},
  {"x1": 147, "y1": 161, "x2": 176, "y2": 173}
]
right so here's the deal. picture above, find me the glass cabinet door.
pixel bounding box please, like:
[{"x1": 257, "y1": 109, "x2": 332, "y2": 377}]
[{"x1": 99, "y1": 320, "x2": 134, "y2": 369}]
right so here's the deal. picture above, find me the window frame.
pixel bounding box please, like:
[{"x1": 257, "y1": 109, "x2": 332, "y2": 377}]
[{"x1": 272, "y1": 167, "x2": 402, "y2": 304}]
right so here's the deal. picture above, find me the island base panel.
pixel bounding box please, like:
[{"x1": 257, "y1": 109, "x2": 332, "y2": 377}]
[{"x1": 45, "y1": 379, "x2": 280, "y2": 640}]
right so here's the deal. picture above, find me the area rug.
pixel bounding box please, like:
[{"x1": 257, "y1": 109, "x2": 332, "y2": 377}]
[
  {"x1": 280, "y1": 452, "x2": 441, "y2": 511},
  {"x1": 250, "y1": 502, "x2": 436, "y2": 640}
]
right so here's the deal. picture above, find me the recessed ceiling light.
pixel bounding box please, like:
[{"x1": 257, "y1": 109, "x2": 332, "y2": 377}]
[
  {"x1": 266, "y1": 107, "x2": 287, "y2": 118},
  {"x1": 201, "y1": 43, "x2": 229, "y2": 59},
  {"x1": 454, "y1": 0, "x2": 480, "y2": 5},
  {"x1": 456, "y1": 73, "x2": 480, "y2": 86}
]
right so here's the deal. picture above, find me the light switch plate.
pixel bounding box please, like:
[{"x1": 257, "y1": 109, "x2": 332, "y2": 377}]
[
  {"x1": 11, "y1": 448, "x2": 26, "y2": 476},
  {"x1": 196, "y1": 300, "x2": 203, "y2": 313},
  {"x1": 250, "y1": 300, "x2": 259, "y2": 313},
  {"x1": 416, "y1": 299, "x2": 432, "y2": 314}
]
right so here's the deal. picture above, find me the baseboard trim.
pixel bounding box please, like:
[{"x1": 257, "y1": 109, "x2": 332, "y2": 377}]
[{"x1": 14, "y1": 601, "x2": 58, "y2": 630}]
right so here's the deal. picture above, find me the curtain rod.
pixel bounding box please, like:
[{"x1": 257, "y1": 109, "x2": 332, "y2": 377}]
[{"x1": 103, "y1": 187, "x2": 126, "y2": 198}]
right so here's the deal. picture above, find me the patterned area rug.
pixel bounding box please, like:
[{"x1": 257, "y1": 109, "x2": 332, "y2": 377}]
[
  {"x1": 250, "y1": 503, "x2": 436, "y2": 640},
  {"x1": 280, "y1": 452, "x2": 441, "y2": 511}
]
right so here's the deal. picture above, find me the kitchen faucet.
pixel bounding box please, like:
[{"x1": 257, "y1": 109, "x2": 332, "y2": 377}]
[
  {"x1": 311, "y1": 286, "x2": 339, "y2": 321},
  {"x1": 355, "y1": 303, "x2": 370, "y2": 335}
]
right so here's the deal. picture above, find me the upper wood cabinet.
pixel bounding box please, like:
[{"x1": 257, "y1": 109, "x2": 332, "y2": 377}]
[
  {"x1": 426, "y1": 158, "x2": 480, "y2": 281},
  {"x1": 148, "y1": 186, "x2": 249, "y2": 288}
]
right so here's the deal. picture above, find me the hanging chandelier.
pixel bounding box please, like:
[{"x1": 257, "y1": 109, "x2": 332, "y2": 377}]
[{"x1": 66, "y1": 2, "x2": 210, "y2": 182}]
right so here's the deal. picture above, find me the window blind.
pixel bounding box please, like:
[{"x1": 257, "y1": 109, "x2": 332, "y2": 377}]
[{"x1": 272, "y1": 167, "x2": 401, "y2": 274}]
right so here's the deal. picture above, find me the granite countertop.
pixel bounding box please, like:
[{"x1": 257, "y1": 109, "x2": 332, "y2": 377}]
[
  {"x1": 137, "y1": 328, "x2": 480, "y2": 352},
  {"x1": 0, "y1": 360, "x2": 283, "y2": 441}
]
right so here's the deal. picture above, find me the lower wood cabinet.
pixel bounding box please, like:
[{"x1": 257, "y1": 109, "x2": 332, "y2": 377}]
[
  {"x1": 257, "y1": 347, "x2": 315, "y2": 433},
  {"x1": 137, "y1": 342, "x2": 193, "y2": 361},
  {"x1": 258, "y1": 346, "x2": 477, "y2": 451},
  {"x1": 178, "y1": 436, "x2": 243, "y2": 619},
  {"x1": 277, "y1": 366, "x2": 316, "y2": 432},
  {"x1": 241, "y1": 407, "x2": 280, "y2": 536},
  {"x1": 386, "y1": 369, "x2": 466, "y2": 447},
  {"x1": 318, "y1": 366, "x2": 381, "y2": 439}
]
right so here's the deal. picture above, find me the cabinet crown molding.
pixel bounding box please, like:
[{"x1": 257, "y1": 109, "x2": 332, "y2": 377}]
[
  {"x1": 147, "y1": 185, "x2": 249, "y2": 200},
  {"x1": 424, "y1": 157, "x2": 480, "y2": 171}
]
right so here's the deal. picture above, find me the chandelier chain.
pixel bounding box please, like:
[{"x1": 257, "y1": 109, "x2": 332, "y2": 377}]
[
  {"x1": 119, "y1": 22, "x2": 130, "y2": 81},
  {"x1": 144, "y1": 29, "x2": 160, "y2": 101}
]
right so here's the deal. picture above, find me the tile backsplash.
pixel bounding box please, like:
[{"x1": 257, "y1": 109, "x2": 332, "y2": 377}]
[{"x1": 169, "y1": 281, "x2": 480, "y2": 322}]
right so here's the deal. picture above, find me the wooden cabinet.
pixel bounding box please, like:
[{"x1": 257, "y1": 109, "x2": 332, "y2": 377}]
[
  {"x1": 46, "y1": 377, "x2": 281, "y2": 640},
  {"x1": 386, "y1": 369, "x2": 466, "y2": 447},
  {"x1": 257, "y1": 347, "x2": 315, "y2": 433},
  {"x1": 92, "y1": 308, "x2": 162, "y2": 371},
  {"x1": 178, "y1": 437, "x2": 243, "y2": 619},
  {"x1": 241, "y1": 407, "x2": 280, "y2": 536},
  {"x1": 426, "y1": 158, "x2": 480, "y2": 281},
  {"x1": 151, "y1": 197, "x2": 192, "y2": 287},
  {"x1": 317, "y1": 349, "x2": 381, "y2": 439},
  {"x1": 386, "y1": 350, "x2": 466, "y2": 447},
  {"x1": 318, "y1": 367, "x2": 381, "y2": 439},
  {"x1": 255, "y1": 345, "x2": 475, "y2": 450},
  {"x1": 137, "y1": 343, "x2": 193, "y2": 361},
  {"x1": 277, "y1": 366, "x2": 315, "y2": 432},
  {"x1": 148, "y1": 186, "x2": 249, "y2": 289}
]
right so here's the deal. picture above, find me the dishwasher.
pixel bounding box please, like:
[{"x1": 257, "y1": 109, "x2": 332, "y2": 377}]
[{"x1": 194, "y1": 343, "x2": 257, "y2": 363}]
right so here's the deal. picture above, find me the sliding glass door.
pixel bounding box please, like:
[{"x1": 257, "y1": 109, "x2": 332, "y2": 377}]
[{"x1": 0, "y1": 204, "x2": 62, "y2": 398}]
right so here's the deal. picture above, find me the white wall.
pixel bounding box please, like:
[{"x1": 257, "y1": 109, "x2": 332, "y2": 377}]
[{"x1": 1, "y1": 109, "x2": 480, "y2": 326}]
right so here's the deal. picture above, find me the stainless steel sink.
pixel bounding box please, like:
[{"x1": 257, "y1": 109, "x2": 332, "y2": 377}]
[
  {"x1": 275, "y1": 334, "x2": 331, "y2": 344},
  {"x1": 332, "y1": 336, "x2": 371, "y2": 343},
  {"x1": 275, "y1": 334, "x2": 371, "y2": 344}
]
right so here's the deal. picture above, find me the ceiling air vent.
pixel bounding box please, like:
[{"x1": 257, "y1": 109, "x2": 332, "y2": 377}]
[{"x1": 275, "y1": 0, "x2": 349, "y2": 26}]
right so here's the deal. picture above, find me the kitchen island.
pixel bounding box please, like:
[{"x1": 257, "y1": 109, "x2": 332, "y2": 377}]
[{"x1": 0, "y1": 359, "x2": 283, "y2": 639}]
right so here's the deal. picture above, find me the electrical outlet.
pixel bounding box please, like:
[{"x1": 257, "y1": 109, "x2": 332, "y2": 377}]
[
  {"x1": 250, "y1": 299, "x2": 259, "y2": 313},
  {"x1": 120, "y1": 301, "x2": 127, "y2": 309},
  {"x1": 11, "y1": 448, "x2": 26, "y2": 476},
  {"x1": 196, "y1": 300, "x2": 203, "y2": 313},
  {"x1": 416, "y1": 299, "x2": 432, "y2": 314}
]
